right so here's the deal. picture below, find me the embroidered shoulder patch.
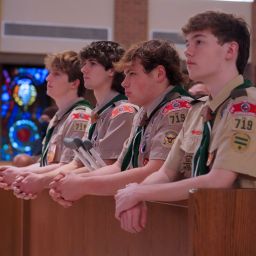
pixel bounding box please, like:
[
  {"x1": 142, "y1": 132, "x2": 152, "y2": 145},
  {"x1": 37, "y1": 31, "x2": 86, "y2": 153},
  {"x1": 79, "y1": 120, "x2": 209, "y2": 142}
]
[
  {"x1": 161, "y1": 130, "x2": 178, "y2": 148},
  {"x1": 232, "y1": 116, "x2": 255, "y2": 132},
  {"x1": 162, "y1": 99, "x2": 191, "y2": 115},
  {"x1": 72, "y1": 121, "x2": 88, "y2": 132},
  {"x1": 231, "y1": 132, "x2": 250, "y2": 152},
  {"x1": 72, "y1": 113, "x2": 91, "y2": 121},
  {"x1": 230, "y1": 102, "x2": 256, "y2": 115},
  {"x1": 111, "y1": 105, "x2": 136, "y2": 119}
]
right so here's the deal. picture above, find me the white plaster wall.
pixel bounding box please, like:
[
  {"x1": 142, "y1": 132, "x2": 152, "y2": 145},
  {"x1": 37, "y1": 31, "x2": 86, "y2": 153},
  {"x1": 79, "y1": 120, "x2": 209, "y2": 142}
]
[
  {"x1": 1, "y1": 0, "x2": 114, "y2": 54},
  {"x1": 0, "y1": 0, "x2": 253, "y2": 56},
  {"x1": 149, "y1": 0, "x2": 252, "y2": 59}
]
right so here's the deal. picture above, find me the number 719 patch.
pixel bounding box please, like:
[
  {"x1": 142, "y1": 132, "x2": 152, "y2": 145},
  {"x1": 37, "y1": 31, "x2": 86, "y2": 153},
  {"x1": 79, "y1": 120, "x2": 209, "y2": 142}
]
[
  {"x1": 232, "y1": 116, "x2": 255, "y2": 132},
  {"x1": 72, "y1": 121, "x2": 88, "y2": 132},
  {"x1": 168, "y1": 112, "x2": 186, "y2": 125}
]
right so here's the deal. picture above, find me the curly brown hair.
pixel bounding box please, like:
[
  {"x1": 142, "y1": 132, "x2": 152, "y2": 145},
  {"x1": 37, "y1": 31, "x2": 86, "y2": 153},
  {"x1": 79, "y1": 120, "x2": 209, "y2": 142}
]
[
  {"x1": 79, "y1": 41, "x2": 125, "y2": 94},
  {"x1": 115, "y1": 39, "x2": 184, "y2": 86}
]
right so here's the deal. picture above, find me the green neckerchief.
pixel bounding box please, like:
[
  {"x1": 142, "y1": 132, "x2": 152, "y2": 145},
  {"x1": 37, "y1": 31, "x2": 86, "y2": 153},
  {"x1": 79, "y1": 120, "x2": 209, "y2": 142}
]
[
  {"x1": 40, "y1": 99, "x2": 91, "y2": 167},
  {"x1": 88, "y1": 94, "x2": 127, "y2": 140},
  {"x1": 121, "y1": 86, "x2": 192, "y2": 171},
  {"x1": 192, "y1": 80, "x2": 252, "y2": 177}
]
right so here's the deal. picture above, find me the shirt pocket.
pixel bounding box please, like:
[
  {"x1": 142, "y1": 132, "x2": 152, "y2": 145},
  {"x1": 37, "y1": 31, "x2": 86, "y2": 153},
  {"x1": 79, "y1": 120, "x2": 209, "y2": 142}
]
[{"x1": 180, "y1": 133, "x2": 202, "y2": 154}]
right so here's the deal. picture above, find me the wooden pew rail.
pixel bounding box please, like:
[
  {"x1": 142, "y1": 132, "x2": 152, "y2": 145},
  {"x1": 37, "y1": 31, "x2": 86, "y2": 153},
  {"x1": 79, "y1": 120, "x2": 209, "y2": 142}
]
[{"x1": 1, "y1": 188, "x2": 256, "y2": 256}]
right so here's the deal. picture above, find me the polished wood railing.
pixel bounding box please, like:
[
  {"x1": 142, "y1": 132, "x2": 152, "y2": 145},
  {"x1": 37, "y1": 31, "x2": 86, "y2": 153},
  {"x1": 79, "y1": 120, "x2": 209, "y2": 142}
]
[{"x1": 0, "y1": 188, "x2": 256, "y2": 256}]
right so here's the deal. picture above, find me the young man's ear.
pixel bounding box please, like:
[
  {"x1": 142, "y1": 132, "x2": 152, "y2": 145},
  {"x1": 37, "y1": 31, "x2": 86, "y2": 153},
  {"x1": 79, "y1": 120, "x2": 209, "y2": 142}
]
[
  {"x1": 154, "y1": 65, "x2": 167, "y2": 83},
  {"x1": 226, "y1": 41, "x2": 239, "y2": 61},
  {"x1": 107, "y1": 68, "x2": 115, "y2": 77},
  {"x1": 71, "y1": 79, "x2": 80, "y2": 90}
]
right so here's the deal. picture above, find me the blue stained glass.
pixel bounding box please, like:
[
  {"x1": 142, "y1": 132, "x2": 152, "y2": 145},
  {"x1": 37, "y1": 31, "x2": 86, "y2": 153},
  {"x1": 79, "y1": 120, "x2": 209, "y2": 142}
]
[
  {"x1": 0, "y1": 65, "x2": 50, "y2": 161},
  {"x1": 2, "y1": 92, "x2": 10, "y2": 101}
]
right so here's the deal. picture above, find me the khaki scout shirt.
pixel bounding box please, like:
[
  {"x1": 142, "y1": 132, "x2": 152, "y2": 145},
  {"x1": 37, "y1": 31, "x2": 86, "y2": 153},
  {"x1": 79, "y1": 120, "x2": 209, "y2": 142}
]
[
  {"x1": 117, "y1": 86, "x2": 191, "y2": 168},
  {"x1": 164, "y1": 75, "x2": 256, "y2": 188},
  {"x1": 44, "y1": 97, "x2": 91, "y2": 164},
  {"x1": 75, "y1": 91, "x2": 137, "y2": 161},
  {"x1": 163, "y1": 99, "x2": 205, "y2": 178}
]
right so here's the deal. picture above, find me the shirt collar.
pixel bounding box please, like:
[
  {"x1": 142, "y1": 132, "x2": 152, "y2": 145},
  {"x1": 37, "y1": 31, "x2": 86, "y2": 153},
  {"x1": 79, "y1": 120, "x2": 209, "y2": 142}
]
[
  {"x1": 208, "y1": 75, "x2": 244, "y2": 112},
  {"x1": 93, "y1": 90, "x2": 119, "y2": 113},
  {"x1": 144, "y1": 86, "x2": 174, "y2": 117},
  {"x1": 56, "y1": 97, "x2": 84, "y2": 120}
]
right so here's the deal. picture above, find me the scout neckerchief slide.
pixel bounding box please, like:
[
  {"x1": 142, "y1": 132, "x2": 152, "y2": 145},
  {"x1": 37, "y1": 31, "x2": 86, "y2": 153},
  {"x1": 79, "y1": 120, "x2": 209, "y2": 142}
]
[
  {"x1": 121, "y1": 85, "x2": 192, "y2": 171},
  {"x1": 40, "y1": 100, "x2": 91, "y2": 167},
  {"x1": 192, "y1": 80, "x2": 252, "y2": 177},
  {"x1": 88, "y1": 94, "x2": 127, "y2": 140}
]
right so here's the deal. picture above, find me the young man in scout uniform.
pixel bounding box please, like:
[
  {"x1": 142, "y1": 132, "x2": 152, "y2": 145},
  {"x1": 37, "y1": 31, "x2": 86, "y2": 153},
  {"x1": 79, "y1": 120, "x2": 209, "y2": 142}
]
[
  {"x1": 12, "y1": 105, "x2": 58, "y2": 167},
  {"x1": 0, "y1": 50, "x2": 92, "y2": 190},
  {"x1": 12, "y1": 41, "x2": 137, "y2": 199},
  {"x1": 114, "y1": 11, "x2": 256, "y2": 233},
  {"x1": 48, "y1": 39, "x2": 192, "y2": 207}
]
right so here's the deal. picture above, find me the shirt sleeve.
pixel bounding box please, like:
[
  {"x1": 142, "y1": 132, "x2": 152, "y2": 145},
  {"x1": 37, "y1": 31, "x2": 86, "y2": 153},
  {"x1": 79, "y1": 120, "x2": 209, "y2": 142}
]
[
  {"x1": 162, "y1": 128, "x2": 185, "y2": 176},
  {"x1": 149, "y1": 106, "x2": 189, "y2": 160},
  {"x1": 98, "y1": 106, "x2": 136, "y2": 159},
  {"x1": 58, "y1": 107, "x2": 91, "y2": 164},
  {"x1": 212, "y1": 100, "x2": 256, "y2": 178}
]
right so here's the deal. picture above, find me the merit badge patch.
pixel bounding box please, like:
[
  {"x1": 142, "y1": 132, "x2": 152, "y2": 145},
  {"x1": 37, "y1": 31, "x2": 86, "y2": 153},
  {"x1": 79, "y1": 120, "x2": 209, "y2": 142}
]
[
  {"x1": 111, "y1": 105, "x2": 135, "y2": 119},
  {"x1": 162, "y1": 99, "x2": 191, "y2": 115},
  {"x1": 162, "y1": 131, "x2": 177, "y2": 148},
  {"x1": 231, "y1": 132, "x2": 250, "y2": 152}
]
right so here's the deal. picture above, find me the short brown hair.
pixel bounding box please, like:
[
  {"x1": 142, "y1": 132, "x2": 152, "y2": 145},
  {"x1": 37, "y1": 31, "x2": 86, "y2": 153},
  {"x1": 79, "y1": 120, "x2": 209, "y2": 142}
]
[
  {"x1": 44, "y1": 51, "x2": 85, "y2": 97},
  {"x1": 182, "y1": 11, "x2": 250, "y2": 74},
  {"x1": 116, "y1": 39, "x2": 184, "y2": 86}
]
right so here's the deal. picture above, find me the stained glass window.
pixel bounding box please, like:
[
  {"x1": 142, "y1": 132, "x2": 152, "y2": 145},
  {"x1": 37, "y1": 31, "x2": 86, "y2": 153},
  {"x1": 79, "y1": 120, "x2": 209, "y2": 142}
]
[{"x1": 1, "y1": 65, "x2": 49, "y2": 161}]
